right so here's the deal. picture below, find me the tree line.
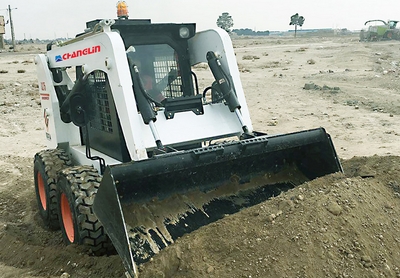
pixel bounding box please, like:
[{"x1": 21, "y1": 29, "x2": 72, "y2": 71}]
[{"x1": 217, "y1": 12, "x2": 305, "y2": 37}]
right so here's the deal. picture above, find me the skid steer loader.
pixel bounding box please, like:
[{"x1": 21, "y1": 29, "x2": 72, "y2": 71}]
[{"x1": 34, "y1": 18, "x2": 342, "y2": 277}]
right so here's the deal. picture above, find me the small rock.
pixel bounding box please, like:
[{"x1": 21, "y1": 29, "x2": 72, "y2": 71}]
[
  {"x1": 267, "y1": 214, "x2": 276, "y2": 221},
  {"x1": 326, "y1": 201, "x2": 342, "y2": 215},
  {"x1": 60, "y1": 273, "x2": 70, "y2": 278},
  {"x1": 361, "y1": 255, "x2": 372, "y2": 263},
  {"x1": 347, "y1": 253, "x2": 354, "y2": 259},
  {"x1": 207, "y1": 265, "x2": 214, "y2": 273},
  {"x1": 297, "y1": 195, "x2": 304, "y2": 201},
  {"x1": 358, "y1": 166, "x2": 376, "y2": 178},
  {"x1": 303, "y1": 83, "x2": 317, "y2": 90}
]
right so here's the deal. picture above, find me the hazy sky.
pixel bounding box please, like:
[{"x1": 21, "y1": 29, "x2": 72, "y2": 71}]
[{"x1": 1, "y1": 0, "x2": 399, "y2": 40}]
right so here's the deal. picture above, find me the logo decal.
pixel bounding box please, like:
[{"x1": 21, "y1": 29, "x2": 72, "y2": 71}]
[
  {"x1": 40, "y1": 82, "x2": 46, "y2": 91},
  {"x1": 43, "y1": 109, "x2": 49, "y2": 132},
  {"x1": 55, "y1": 45, "x2": 101, "y2": 62}
]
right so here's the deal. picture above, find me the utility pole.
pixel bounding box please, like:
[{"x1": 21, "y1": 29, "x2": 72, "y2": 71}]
[
  {"x1": 0, "y1": 16, "x2": 5, "y2": 49},
  {"x1": 8, "y1": 5, "x2": 16, "y2": 50}
]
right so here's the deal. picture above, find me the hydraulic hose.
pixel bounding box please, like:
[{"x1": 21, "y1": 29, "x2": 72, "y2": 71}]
[
  {"x1": 126, "y1": 52, "x2": 165, "y2": 151},
  {"x1": 206, "y1": 51, "x2": 251, "y2": 135},
  {"x1": 206, "y1": 51, "x2": 240, "y2": 112}
]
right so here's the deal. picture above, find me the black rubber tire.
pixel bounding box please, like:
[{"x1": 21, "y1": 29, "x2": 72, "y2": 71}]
[
  {"x1": 56, "y1": 165, "x2": 113, "y2": 255},
  {"x1": 34, "y1": 149, "x2": 72, "y2": 230}
]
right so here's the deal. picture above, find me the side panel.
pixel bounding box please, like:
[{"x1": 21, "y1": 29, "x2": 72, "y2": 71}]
[
  {"x1": 188, "y1": 28, "x2": 253, "y2": 132},
  {"x1": 47, "y1": 32, "x2": 149, "y2": 161},
  {"x1": 35, "y1": 54, "x2": 81, "y2": 149},
  {"x1": 69, "y1": 146, "x2": 122, "y2": 173}
]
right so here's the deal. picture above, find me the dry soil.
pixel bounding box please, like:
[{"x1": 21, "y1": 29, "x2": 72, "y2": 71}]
[{"x1": 0, "y1": 34, "x2": 400, "y2": 278}]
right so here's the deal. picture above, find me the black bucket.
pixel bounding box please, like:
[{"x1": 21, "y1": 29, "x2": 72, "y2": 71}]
[{"x1": 93, "y1": 127, "x2": 342, "y2": 277}]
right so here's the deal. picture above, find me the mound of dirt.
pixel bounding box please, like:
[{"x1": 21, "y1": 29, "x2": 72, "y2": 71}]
[
  {"x1": 138, "y1": 156, "x2": 400, "y2": 278},
  {"x1": 0, "y1": 155, "x2": 399, "y2": 278}
]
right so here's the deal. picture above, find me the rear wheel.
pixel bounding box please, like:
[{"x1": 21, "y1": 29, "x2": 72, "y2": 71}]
[
  {"x1": 34, "y1": 149, "x2": 71, "y2": 230},
  {"x1": 57, "y1": 166, "x2": 113, "y2": 254}
]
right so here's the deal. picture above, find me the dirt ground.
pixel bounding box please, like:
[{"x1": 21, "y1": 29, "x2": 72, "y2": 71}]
[{"x1": 0, "y1": 34, "x2": 399, "y2": 278}]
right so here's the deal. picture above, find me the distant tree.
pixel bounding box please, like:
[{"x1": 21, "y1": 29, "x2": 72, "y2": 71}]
[
  {"x1": 217, "y1": 12, "x2": 234, "y2": 33},
  {"x1": 232, "y1": 28, "x2": 270, "y2": 36},
  {"x1": 289, "y1": 13, "x2": 305, "y2": 37}
]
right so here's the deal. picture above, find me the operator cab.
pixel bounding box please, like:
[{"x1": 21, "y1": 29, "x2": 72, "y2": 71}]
[
  {"x1": 81, "y1": 19, "x2": 204, "y2": 162},
  {"x1": 87, "y1": 19, "x2": 203, "y2": 118}
]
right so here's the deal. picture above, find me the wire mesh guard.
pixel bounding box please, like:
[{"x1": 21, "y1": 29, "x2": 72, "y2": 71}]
[
  {"x1": 153, "y1": 57, "x2": 182, "y2": 98},
  {"x1": 87, "y1": 71, "x2": 113, "y2": 133},
  {"x1": 133, "y1": 43, "x2": 184, "y2": 99}
]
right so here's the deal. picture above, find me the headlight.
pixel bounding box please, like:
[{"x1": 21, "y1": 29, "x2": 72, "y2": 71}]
[{"x1": 179, "y1": 27, "x2": 190, "y2": 38}]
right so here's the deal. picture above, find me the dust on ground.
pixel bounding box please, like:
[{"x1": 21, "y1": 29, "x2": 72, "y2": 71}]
[{"x1": 0, "y1": 34, "x2": 399, "y2": 278}]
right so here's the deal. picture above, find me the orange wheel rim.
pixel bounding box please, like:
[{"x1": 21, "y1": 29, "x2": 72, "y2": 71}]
[
  {"x1": 60, "y1": 193, "x2": 74, "y2": 242},
  {"x1": 37, "y1": 172, "x2": 47, "y2": 210}
]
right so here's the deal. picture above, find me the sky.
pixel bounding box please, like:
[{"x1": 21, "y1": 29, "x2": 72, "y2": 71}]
[{"x1": 1, "y1": 0, "x2": 399, "y2": 40}]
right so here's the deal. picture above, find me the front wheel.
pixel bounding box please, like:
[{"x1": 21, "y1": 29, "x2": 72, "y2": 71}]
[
  {"x1": 57, "y1": 166, "x2": 113, "y2": 254},
  {"x1": 34, "y1": 149, "x2": 71, "y2": 230}
]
